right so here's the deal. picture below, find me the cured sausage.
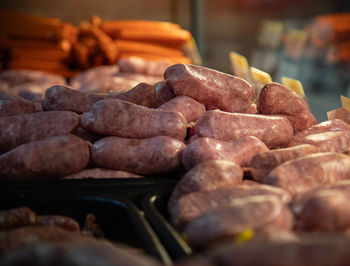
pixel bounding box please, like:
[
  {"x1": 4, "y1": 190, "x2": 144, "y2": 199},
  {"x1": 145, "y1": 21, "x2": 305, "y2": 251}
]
[
  {"x1": 0, "y1": 134, "x2": 90, "y2": 180},
  {"x1": 182, "y1": 136, "x2": 269, "y2": 170},
  {"x1": 170, "y1": 184, "x2": 292, "y2": 228},
  {"x1": 248, "y1": 144, "x2": 320, "y2": 183},
  {"x1": 185, "y1": 195, "x2": 293, "y2": 247},
  {"x1": 257, "y1": 82, "x2": 317, "y2": 133},
  {"x1": 168, "y1": 160, "x2": 243, "y2": 212},
  {"x1": 157, "y1": 95, "x2": 205, "y2": 123},
  {"x1": 191, "y1": 110, "x2": 293, "y2": 148},
  {"x1": 0, "y1": 111, "x2": 79, "y2": 153},
  {"x1": 164, "y1": 63, "x2": 255, "y2": 113},
  {"x1": 81, "y1": 98, "x2": 187, "y2": 140},
  {"x1": 91, "y1": 136, "x2": 186, "y2": 175},
  {"x1": 266, "y1": 152, "x2": 350, "y2": 196}
]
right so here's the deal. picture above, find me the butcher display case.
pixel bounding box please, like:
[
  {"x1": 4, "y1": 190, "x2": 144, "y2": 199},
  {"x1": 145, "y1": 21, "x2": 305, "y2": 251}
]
[{"x1": 2, "y1": 0, "x2": 350, "y2": 265}]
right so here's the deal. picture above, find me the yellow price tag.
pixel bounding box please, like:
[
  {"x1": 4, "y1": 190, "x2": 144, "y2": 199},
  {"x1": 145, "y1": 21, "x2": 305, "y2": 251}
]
[
  {"x1": 234, "y1": 229, "x2": 254, "y2": 245},
  {"x1": 250, "y1": 67, "x2": 272, "y2": 85},
  {"x1": 183, "y1": 37, "x2": 202, "y2": 65},
  {"x1": 230, "y1": 52, "x2": 249, "y2": 73},
  {"x1": 281, "y1": 76, "x2": 305, "y2": 96},
  {"x1": 341, "y1": 95, "x2": 350, "y2": 113}
]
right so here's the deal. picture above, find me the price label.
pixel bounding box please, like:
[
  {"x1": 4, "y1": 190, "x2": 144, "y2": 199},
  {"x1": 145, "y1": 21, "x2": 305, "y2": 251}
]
[
  {"x1": 229, "y1": 51, "x2": 252, "y2": 83},
  {"x1": 281, "y1": 76, "x2": 305, "y2": 96}
]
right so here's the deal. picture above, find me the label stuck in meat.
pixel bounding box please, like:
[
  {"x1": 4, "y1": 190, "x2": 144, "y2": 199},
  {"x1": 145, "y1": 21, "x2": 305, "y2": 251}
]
[
  {"x1": 229, "y1": 51, "x2": 252, "y2": 84},
  {"x1": 281, "y1": 76, "x2": 305, "y2": 96},
  {"x1": 341, "y1": 95, "x2": 350, "y2": 113},
  {"x1": 250, "y1": 67, "x2": 272, "y2": 96}
]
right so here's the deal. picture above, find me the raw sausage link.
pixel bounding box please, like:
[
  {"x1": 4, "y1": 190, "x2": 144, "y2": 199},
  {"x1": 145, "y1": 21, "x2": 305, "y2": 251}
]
[
  {"x1": 36, "y1": 215, "x2": 80, "y2": 232},
  {"x1": 62, "y1": 168, "x2": 143, "y2": 179},
  {"x1": 288, "y1": 131, "x2": 350, "y2": 153},
  {"x1": 266, "y1": 152, "x2": 350, "y2": 196},
  {"x1": 91, "y1": 136, "x2": 186, "y2": 175},
  {"x1": 191, "y1": 110, "x2": 293, "y2": 148},
  {"x1": 248, "y1": 144, "x2": 320, "y2": 183},
  {"x1": 157, "y1": 95, "x2": 205, "y2": 123},
  {"x1": 0, "y1": 134, "x2": 90, "y2": 180},
  {"x1": 164, "y1": 63, "x2": 255, "y2": 113},
  {"x1": 81, "y1": 98, "x2": 187, "y2": 140},
  {"x1": 0, "y1": 207, "x2": 36, "y2": 230},
  {"x1": 185, "y1": 195, "x2": 294, "y2": 247},
  {"x1": 181, "y1": 136, "x2": 269, "y2": 170},
  {"x1": 170, "y1": 184, "x2": 292, "y2": 228},
  {"x1": 257, "y1": 82, "x2": 317, "y2": 133},
  {"x1": 0, "y1": 95, "x2": 41, "y2": 117},
  {"x1": 0, "y1": 111, "x2": 79, "y2": 153},
  {"x1": 168, "y1": 160, "x2": 243, "y2": 212}
]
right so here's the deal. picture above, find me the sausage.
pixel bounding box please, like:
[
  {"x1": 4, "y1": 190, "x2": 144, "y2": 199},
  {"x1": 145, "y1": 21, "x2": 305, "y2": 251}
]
[
  {"x1": 207, "y1": 234, "x2": 350, "y2": 266},
  {"x1": 257, "y1": 82, "x2": 317, "y2": 133},
  {"x1": 36, "y1": 215, "x2": 80, "y2": 232},
  {"x1": 62, "y1": 168, "x2": 143, "y2": 179},
  {"x1": 191, "y1": 110, "x2": 293, "y2": 148},
  {"x1": 185, "y1": 195, "x2": 294, "y2": 247},
  {"x1": 164, "y1": 63, "x2": 255, "y2": 113},
  {"x1": 118, "y1": 56, "x2": 172, "y2": 76},
  {"x1": 91, "y1": 136, "x2": 186, "y2": 175},
  {"x1": 265, "y1": 152, "x2": 350, "y2": 196},
  {"x1": 157, "y1": 95, "x2": 205, "y2": 123},
  {"x1": 288, "y1": 131, "x2": 350, "y2": 152},
  {"x1": 115, "y1": 82, "x2": 165, "y2": 108},
  {"x1": 0, "y1": 207, "x2": 36, "y2": 230},
  {"x1": 155, "y1": 80, "x2": 176, "y2": 103},
  {"x1": 0, "y1": 134, "x2": 90, "y2": 180},
  {"x1": 73, "y1": 126, "x2": 103, "y2": 143},
  {"x1": 0, "y1": 111, "x2": 80, "y2": 153},
  {"x1": 182, "y1": 136, "x2": 269, "y2": 170},
  {"x1": 81, "y1": 98, "x2": 187, "y2": 140},
  {"x1": 0, "y1": 95, "x2": 42, "y2": 117},
  {"x1": 42, "y1": 85, "x2": 107, "y2": 113},
  {"x1": 290, "y1": 119, "x2": 350, "y2": 144},
  {"x1": 170, "y1": 184, "x2": 292, "y2": 228},
  {"x1": 248, "y1": 144, "x2": 320, "y2": 183},
  {"x1": 168, "y1": 160, "x2": 243, "y2": 212}
]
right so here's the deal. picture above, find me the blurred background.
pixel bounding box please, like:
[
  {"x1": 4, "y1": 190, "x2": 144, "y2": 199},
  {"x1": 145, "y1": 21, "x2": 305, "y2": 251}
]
[{"x1": 1, "y1": 0, "x2": 350, "y2": 121}]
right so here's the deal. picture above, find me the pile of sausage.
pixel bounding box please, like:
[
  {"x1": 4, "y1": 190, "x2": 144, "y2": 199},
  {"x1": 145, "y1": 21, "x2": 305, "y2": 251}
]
[
  {"x1": 0, "y1": 207, "x2": 159, "y2": 266},
  {"x1": 2, "y1": 62, "x2": 350, "y2": 263}
]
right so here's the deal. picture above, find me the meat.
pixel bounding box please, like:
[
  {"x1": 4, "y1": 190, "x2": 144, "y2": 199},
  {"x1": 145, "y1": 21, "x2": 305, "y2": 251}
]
[
  {"x1": 118, "y1": 56, "x2": 172, "y2": 76},
  {"x1": 181, "y1": 136, "x2": 269, "y2": 170},
  {"x1": 184, "y1": 195, "x2": 294, "y2": 247},
  {"x1": 62, "y1": 168, "x2": 143, "y2": 179},
  {"x1": 288, "y1": 131, "x2": 350, "y2": 152},
  {"x1": 265, "y1": 152, "x2": 350, "y2": 196},
  {"x1": 169, "y1": 184, "x2": 292, "y2": 228},
  {"x1": 207, "y1": 234, "x2": 350, "y2": 266},
  {"x1": 155, "y1": 80, "x2": 176, "y2": 104},
  {"x1": 73, "y1": 126, "x2": 103, "y2": 143},
  {"x1": 168, "y1": 160, "x2": 243, "y2": 212},
  {"x1": 81, "y1": 98, "x2": 187, "y2": 140},
  {"x1": 191, "y1": 110, "x2": 293, "y2": 148},
  {"x1": 164, "y1": 63, "x2": 255, "y2": 113},
  {"x1": 291, "y1": 119, "x2": 350, "y2": 143},
  {"x1": 115, "y1": 82, "x2": 165, "y2": 108},
  {"x1": 291, "y1": 182, "x2": 350, "y2": 231},
  {"x1": 0, "y1": 111, "x2": 80, "y2": 153},
  {"x1": 0, "y1": 134, "x2": 90, "y2": 180},
  {"x1": 42, "y1": 85, "x2": 107, "y2": 113},
  {"x1": 91, "y1": 136, "x2": 186, "y2": 175},
  {"x1": 157, "y1": 95, "x2": 205, "y2": 123},
  {"x1": 0, "y1": 227, "x2": 160, "y2": 266},
  {"x1": 248, "y1": 144, "x2": 320, "y2": 183},
  {"x1": 36, "y1": 215, "x2": 80, "y2": 232},
  {"x1": 257, "y1": 82, "x2": 317, "y2": 133},
  {"x1": 0, "y1": 95, "x2": 42, "y2": 117},
  {"x1": 0, "y1": 207, "x2": 36, "y2": 230}
]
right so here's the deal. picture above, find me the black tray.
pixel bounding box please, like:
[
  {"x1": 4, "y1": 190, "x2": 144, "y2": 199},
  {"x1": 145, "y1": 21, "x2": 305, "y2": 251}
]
[
  {"x1": 0, "y1": 192, "x2": 172, "y2": 265},
  {"x1": 0, "y1": 177, "x2": 179, "y2": 205},
  {"x1": 141, "y1": 188, "x2": 192, "y2": 260}
]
